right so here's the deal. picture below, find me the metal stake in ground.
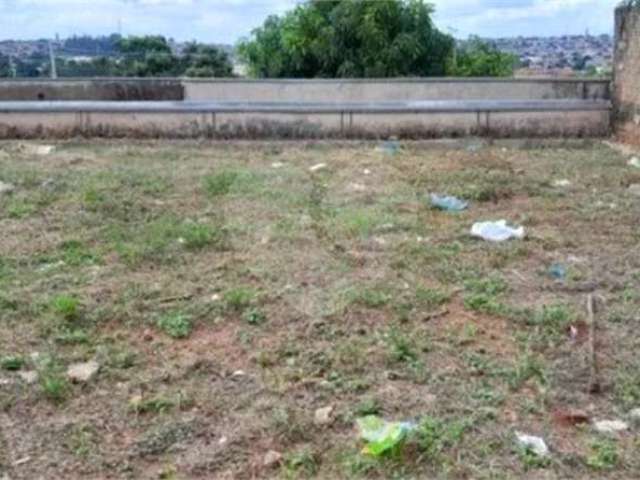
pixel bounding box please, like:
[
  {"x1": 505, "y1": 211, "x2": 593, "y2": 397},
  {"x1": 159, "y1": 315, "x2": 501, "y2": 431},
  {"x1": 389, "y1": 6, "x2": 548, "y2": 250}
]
[{"x1": 587, "y1": 294, "x2": 601, "y2": 394}]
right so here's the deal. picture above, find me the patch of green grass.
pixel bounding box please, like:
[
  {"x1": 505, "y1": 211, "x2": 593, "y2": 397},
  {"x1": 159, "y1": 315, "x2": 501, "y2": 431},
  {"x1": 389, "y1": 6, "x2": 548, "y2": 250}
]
[
  {"x1": 50, "y1": 295, "x2": 80, "y2": 321},
  {"x1": 64, "y1": 424, "x2": 97, "y2": 458},
  {"x1": 1, "y1": 355, "x2": 25, "y2": 371},
  {"x1": 587, "y1": 439, "x2": 618, "y2": 470},
  {"x1": 614, "y1": 369, "x2": 640, "y2": 409},
  {"x1": 224, "y1": 287, "x2": 256, "y2": 312},
  {"x1": 463, "y1": 275, "x2": 509, "y2": 315},
  {"x1": 178, "y1": 222, "x2": 221, "y2": 250},
  {"x1": 59, "y1": 240, "x2": 100, "y2": 266},
  {"x1": 353, "y1": 397, "x2": 382, "y2": 417},
  {"x1": 55, "y1": 328, "x2": 90, "y2": 345},
  {"x1": 131, "y1": 395, "x2": 177, "y2": 414},
  {"x1": 346, "y1": 287, "x2": 391, "y2": 309},
  {"x1": 242, "y1": 307, "x2": 267, "y2": 325},
  {"x1": 6, "y1": 199, "x2": 37, "y2": 219},
  {"x1": 203, "y1": 170, "x2": 238, "y2": 197},
  {"x1": 109, "y1": 216, "x2": 226, "y2": 266},
  {"x1": 414, "y1": 415, "x2": 469, "y2": 461},
  {"x1": 37, "y1": 356, "x2": 70, "y2": 404},
  {"x1": 157, "y1": 312, "x2": 192, "y2": 339},
  {"x1": 415, "y1": 286, "x2": 451, "y2": 309},
  {"x1": 283, "y1": 448, "x2": 319, "y2": 478},
  {"x1": 504, "y1": 353, "x2": 547, "y2": 390},
  {"x1": 385, "y1": 326, "x2": 418, "y2": 364}
]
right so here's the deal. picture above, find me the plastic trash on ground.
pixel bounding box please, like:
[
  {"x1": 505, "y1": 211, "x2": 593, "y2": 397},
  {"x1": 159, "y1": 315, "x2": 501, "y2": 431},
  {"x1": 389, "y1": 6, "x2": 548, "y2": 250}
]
[
  {"x1": 378, "y1": 139, "x2": 400, "y2": 155},
  {"x1": 552, "y1": 179, "x2": 571, "y2": 187},
  {"x1": 430, "y1": 194, "x2": 468, "y2": 212},
  {"x1": 471, "y1": 220, "x2": 525, "y2": 242},
  {"x1": 516, "y1": 432, "x2": 549, "y2": 457},
  {"x1": 548, "y1": 263, "x2": 566, "y2": 280},
  {"x1": 357, "y1": 415, "x2": 415, "y2": 456}
]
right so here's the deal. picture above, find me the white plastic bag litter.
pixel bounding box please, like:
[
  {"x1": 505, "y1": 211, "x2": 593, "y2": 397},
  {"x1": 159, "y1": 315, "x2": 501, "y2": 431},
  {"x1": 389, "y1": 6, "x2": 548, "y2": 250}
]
[
  {"x1": 515, "y1": 432, "x2": 549, "y2": 457},
  {"x1": 471, "y1": 220, "x2": 524, "y2": 242}
]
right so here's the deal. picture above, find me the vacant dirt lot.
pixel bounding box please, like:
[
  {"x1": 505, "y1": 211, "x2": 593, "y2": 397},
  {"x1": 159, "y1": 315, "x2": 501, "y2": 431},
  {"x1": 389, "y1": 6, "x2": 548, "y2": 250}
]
[{"x1": 1, "y1": 139, "x2": 639, "y2": 479}]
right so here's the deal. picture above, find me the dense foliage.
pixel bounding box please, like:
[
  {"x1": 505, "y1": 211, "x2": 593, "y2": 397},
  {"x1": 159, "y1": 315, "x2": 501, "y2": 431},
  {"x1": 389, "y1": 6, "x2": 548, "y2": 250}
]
[
  {"x1": 449, "y1": 37, "x2": 517, "y2": 77},
  {"x1": 238, "y1": 0, "x2": 455, "y2": 78},
  {"x1": 0, "y1": 36, "x2": 233, "y2": 78}
]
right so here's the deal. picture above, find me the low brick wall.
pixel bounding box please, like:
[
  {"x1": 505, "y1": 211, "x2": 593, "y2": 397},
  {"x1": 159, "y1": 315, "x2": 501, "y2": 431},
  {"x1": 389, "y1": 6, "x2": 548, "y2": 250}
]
[{"x1": 614, "y1": 6, "x2": 640, "y2": 142}]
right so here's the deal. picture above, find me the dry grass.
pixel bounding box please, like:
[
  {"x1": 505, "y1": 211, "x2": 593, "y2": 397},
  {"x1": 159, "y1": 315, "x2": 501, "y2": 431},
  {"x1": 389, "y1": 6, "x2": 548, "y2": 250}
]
[{"x1": 1, "y1": 139, "x2": 640, "y2": 479}]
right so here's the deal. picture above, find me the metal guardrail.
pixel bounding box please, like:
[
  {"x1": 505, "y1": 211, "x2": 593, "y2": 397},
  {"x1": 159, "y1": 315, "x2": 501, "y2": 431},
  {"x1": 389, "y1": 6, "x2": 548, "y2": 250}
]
[{"x1": 0, "y1": 99, "x2": 612, "y2": 114}]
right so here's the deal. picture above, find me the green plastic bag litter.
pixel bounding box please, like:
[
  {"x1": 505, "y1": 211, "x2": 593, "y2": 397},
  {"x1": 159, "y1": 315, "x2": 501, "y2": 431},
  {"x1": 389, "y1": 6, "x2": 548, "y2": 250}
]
[{"x1": 357, "y1": 415, "x2": 415, "y2": 456}]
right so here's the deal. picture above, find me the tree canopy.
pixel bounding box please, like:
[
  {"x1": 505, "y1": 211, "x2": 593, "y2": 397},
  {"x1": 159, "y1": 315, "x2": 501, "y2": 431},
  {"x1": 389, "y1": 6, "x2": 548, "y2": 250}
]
[
  {"x1": 449, "y1": 37, "x2": 517, "y2": 77},
  {"x1": 0, "y1": 35, "x2": 234, "y2": 78},
  {"x1": 238, "y1": 0, "x2": 455, "y2": 78}
]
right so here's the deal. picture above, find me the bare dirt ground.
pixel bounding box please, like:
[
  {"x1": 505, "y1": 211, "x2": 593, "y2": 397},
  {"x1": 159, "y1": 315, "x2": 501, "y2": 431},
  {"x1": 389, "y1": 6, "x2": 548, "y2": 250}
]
[{"x1": 1, "y1": 139, "x2": 640, "y2": 479}]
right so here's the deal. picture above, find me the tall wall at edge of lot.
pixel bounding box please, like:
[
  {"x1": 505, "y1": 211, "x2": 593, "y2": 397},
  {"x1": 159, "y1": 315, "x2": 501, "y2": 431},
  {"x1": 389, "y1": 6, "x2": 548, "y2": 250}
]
[
  {"x1": 614, "y1": 5, "x2": 640, "y2": 142},
  {"x1": 0, "y1": 78, "x2": 611, "y2": 102}
]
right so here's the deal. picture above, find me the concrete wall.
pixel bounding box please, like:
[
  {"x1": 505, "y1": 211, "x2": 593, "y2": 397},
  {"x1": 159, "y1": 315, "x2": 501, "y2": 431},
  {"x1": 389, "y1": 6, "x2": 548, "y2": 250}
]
[
  {"x1": 183, "y1": 78, "x2": 611, "y2": 102},
  {"x1": 0, "y1": 79, "x2": 183, "y2": 101},
  {"x1": 614, "y1": 6, "x2": 640, "y2": 142},
  {"x1": 0, "y1": 78, "x2": 611, "y2": 102},
  {"x1": 0, "y1": 109, "x2": 610, "y2": 140}
]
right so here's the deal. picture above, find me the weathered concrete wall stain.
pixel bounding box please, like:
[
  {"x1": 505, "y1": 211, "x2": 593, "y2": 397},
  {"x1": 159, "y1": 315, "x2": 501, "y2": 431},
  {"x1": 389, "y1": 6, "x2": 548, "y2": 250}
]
[{"x1": 614, "y1": 6, "x2": 640, "y2": 142}]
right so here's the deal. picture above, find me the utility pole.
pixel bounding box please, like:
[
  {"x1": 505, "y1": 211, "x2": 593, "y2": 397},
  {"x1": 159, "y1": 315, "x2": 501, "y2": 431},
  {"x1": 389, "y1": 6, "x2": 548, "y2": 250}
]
[
  {"x1": 48, "y1": 41, "x2": 58, "y2": 79},
  {"x1": 9, "y1": 54, "x2": 16, "y2": 78}
]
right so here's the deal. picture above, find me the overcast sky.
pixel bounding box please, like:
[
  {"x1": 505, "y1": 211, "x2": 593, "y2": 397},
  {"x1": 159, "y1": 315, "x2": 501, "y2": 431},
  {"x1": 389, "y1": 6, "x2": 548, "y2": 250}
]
[{"x1": 0, "y1": 0, "x2": 622, "y2": 43}]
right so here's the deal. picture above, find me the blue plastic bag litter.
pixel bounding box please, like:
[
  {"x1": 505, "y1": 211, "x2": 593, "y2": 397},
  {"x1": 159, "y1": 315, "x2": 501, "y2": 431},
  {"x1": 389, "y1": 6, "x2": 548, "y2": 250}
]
[
  {"x1": 548, "y1": 263, "x2": 566, "y2": 280},
  {"x1": 430, "y1": 194, "x2": 468, "y2": 212},
  {"x1": 378, "y1": 139, "x2": 400, "y2": 155}
]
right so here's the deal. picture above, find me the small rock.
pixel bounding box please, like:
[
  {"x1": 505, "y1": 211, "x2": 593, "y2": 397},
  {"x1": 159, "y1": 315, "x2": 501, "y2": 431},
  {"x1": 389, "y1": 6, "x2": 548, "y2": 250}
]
[
  {"x1": 271, "y1": 162, "x2": 285, "y2": 169},
  {"x1": 218, "y1": 436, "x2": 228, "y2": 446},
  {"x1": 629, "y1": 408, "x2": 640, "y2": 420},
  {"x1": 314, "y1": 405, "x2": 334, "y2": 426},
  {"x1": 0, "y1": 378, "x2": 13, "y2": 387},
  {"x1": 231, "y1": 370, "x2": 246, "y2": 377},
  {"x1": 552, "y1": 179, "x2": 571, "y2": 187},
  {"x1": 34, "y1": 145, "x2": 55, "y2": 156},
  {"x1": 67, "y1": 360, "x2": 100, "y2": 383},
  {"x1": 516, "y1": 432, "x2": 549, "y2": 456},
  {"x1": 18, "y1": 371, "x2": 38, "y2": 384},
  {"x1": 628, "y1": 157, "x2": 640, "y2": 168},
  {"x1": 309, "y1": 163, "x2": 327, "y2": 172},
  {"x1": 593, "y1": 419, "x2": 629, "y2": 433},
  {"x1": 263, "y1": 450, "x2": 283, "y2": 468},
  {"x1": 363, "y1": 169, "x2": 371, "y2": 175},
  {"x1": 0, "y1": 181, "x2": 15, "y2": 195},
  {"x1": 347, "y1": 182, "x2": 366, "y2": 192},
  {"x1": 628, "y1": 184, "x2": 640, "y2": 196},
  {"x1": 210, "y1": 293, "x2": 221, "y2": 302}
]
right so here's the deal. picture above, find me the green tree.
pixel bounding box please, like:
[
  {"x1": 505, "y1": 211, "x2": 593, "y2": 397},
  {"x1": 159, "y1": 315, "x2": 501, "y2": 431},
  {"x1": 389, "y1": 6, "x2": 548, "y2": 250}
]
[
  {"x1": 448, "y1": 37, "x2": 517, "y2": 77},
  {"x1": 180, "y1": 43, "x2": 233, "y2": 77},
  {"x1": 238, "y1": 0, "x2": 455, "y2": 78},
  {"x1": 116, "y1": 35, "x2": 177, "y2": 77}
]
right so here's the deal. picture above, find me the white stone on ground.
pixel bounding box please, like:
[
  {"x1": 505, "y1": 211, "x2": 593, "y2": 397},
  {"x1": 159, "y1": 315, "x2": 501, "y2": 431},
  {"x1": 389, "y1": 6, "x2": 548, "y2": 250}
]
[
  {"x1": 593, "y1": 419, "x2": 629, "y2": 433},
  {"x1": 314, "y1": 405, "x2": 334, "y2": 426},
  {"x1": 309, "y1": 163, "x2": 327, "y2": 172},
  {"x1": 18, "y1": 371, "x2": 38, "y2": 384},
  {"x1": 0, "y1": 181, "x2": 15, "y2": 195},
  {"x1": 263, "y1": 450, "x2": 283, "y2": 467},
  {"x1": 67, "y1": 360, "x2": 100, "y2": 383}
]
